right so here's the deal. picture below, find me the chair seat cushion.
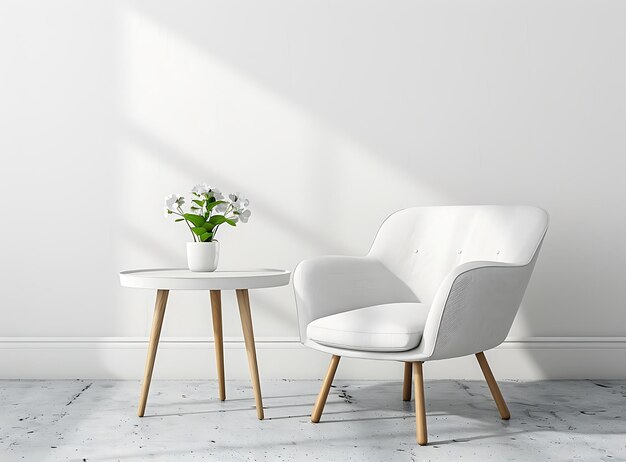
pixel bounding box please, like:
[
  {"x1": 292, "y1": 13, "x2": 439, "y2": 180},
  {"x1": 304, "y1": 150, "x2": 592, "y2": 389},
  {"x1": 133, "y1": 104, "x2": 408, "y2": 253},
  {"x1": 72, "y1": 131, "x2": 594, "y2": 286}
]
[{"x1": 307, "y1": 303, "x2": 429, "y2": 352}]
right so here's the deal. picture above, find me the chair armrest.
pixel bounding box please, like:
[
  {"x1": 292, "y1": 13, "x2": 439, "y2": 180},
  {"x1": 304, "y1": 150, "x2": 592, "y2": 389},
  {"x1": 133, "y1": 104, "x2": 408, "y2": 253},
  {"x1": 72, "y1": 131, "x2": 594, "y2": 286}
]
[
  {"x1": 420, "y1": 257, "x2": 539, "y2": 360},
  {"x1": 293, "y1": 256, "x2": 418, "y2": 342}
]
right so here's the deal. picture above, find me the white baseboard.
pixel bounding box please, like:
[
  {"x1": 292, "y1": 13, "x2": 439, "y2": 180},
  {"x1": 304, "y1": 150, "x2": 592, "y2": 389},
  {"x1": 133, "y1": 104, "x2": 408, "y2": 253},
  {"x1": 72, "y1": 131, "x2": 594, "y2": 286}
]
[{"x1": 1, "y1": 336, "x2": 625, "y2": 380}]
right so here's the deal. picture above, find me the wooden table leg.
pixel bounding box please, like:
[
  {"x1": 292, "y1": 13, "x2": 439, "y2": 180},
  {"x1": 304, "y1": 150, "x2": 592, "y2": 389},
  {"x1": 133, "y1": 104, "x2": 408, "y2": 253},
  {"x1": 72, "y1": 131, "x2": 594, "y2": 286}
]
[
  {"x1": 210, "y1": 290, "x2": 226, "y2": 401},
  {"x1": 236, "y1": 289, "x2": 264, "y2": 420},
  {"x1": 138, "y1": 289, "x2": 169, "y2": 417}
]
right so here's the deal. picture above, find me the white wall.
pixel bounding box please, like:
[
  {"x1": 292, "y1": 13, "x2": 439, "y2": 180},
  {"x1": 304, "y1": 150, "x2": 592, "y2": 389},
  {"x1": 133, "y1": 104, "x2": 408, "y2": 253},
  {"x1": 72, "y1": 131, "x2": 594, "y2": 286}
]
[{"x1": 1, "y1": 0, "x2": 625, "y2": 379}]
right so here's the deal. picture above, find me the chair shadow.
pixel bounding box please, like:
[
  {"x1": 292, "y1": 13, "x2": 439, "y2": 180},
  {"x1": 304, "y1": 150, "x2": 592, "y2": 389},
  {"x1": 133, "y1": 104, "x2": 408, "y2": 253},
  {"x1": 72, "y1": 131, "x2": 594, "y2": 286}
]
[
  {"x1": 271, "y1": 380, "x2": 626, "y2": 443},
  {"x1": 143, "y1": 380, "x2": 626, "y2": 446}
]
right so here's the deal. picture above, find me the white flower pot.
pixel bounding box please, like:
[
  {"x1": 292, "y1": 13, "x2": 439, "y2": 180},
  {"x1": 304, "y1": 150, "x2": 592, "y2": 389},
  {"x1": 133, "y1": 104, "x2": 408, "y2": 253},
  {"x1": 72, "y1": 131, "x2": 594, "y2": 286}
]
[{"x1": 187, "y1": 241, "x2": 220, "y2": 272}]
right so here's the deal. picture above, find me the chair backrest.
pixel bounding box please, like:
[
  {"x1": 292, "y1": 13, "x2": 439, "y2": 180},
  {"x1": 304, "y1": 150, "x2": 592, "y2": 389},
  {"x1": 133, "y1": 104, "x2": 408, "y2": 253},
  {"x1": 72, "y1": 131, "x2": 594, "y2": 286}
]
[{"x1": 368, "y1": 206, "x2": 549, "y2": 306}]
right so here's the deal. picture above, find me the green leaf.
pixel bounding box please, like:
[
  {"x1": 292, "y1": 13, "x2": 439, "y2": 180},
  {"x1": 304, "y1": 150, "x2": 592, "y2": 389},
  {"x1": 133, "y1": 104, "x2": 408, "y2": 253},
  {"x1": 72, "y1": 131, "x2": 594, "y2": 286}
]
[
  {"x1": 191, "y1": 227, "x2": 206, "y2": 236},
  {"x1": 225, "y1": 218, "x2": 237, "y2": 226},
  {"x1": 183, "y1": 213, "x2": 206, "y2": 227},
  {"x1": 205, "y1": 200, "x2": 226, "y2": 212},
  {"x1": 174, "y1": 218, "x2": 184, "y2": 222},
  {"x1": 208, "y1": 215, "x2": 228, "y2": 225},
  {"x1": 200, "y1": 232, "x2": 212, "y2": 242},
  {"x1": 192, "y1": 199, "x2": 204, "y2": 207},
  {"x1": 203, "y1": 222, "x2": 216, "y2": 231}
]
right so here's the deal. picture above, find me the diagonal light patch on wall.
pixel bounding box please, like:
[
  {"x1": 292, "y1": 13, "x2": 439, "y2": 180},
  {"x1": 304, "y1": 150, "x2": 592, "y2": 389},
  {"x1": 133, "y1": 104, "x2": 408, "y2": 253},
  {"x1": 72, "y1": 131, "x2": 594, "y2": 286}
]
[
  {"x1": 116, "y1": 3, "x2": 447, "y2": 260},
  {"x1": 114, "y1": 5, "x2": 453, "y2": 340}
]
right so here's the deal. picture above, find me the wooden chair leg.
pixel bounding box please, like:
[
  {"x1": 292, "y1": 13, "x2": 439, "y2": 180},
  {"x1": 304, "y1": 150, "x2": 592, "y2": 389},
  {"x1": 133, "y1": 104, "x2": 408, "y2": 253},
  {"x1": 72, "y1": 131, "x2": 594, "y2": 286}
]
[
  {"x1": 413, "y1": 361, "x2": 427, "y2": 445},
  {"x1": 403, "y1": 362, "x2": 412, "y2": 401},
  {"x1": 210, "y1": 290, "x2": 225, "y2": 401},
  {"x1": 475, "y1": 351, "x2": 510, "y2": 420},
  {"x1": 138, "y1": 289, "x2": 169, "y2": 417},
  {"x1": 236, "y1": 289, "x2": 264, "y2": 420},
  {"x1": 311, "y1": 355, "x2": 341, "y2": 423}
]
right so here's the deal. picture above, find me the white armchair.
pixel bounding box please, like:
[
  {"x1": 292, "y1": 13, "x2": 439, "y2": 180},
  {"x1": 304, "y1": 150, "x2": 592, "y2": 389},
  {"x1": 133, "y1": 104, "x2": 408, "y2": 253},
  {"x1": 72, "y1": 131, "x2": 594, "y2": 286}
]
[{"x1": 293, "y1": 206, "x2": 548, "y2": 445}]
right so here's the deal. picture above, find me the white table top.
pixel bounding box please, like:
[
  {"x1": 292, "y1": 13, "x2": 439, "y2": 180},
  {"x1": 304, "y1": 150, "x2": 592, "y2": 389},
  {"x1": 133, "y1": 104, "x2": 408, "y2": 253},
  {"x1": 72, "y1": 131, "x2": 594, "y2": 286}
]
[{"x1": 119, "y1": 268, "x2": 291, "y2": 290}]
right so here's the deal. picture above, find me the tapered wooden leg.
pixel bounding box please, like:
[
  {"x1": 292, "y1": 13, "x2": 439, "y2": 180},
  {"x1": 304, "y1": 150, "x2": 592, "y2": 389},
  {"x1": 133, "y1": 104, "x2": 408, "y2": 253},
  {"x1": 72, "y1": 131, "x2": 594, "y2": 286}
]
[
  {"x1": 403, "y1": 362, "x2": 412, "y2": 401},
  {"x1": 138, "y1": 289, "x2": 169, "y2": 417},
  {"x1": 236, "y1": 289, "x2": 264, "y2": 420},
  {"x1": 413, "y1": 361, "x2": 427, "y2": 445},
  {"x1": 475, "y1": 351, "x2": 510, "y2": 420},
  {"x1": 311, "y1": 355, "x2": 341, "y2": 423},
  {"x1": 210, "y1": 290, "x2": 225, "y2": 401}
]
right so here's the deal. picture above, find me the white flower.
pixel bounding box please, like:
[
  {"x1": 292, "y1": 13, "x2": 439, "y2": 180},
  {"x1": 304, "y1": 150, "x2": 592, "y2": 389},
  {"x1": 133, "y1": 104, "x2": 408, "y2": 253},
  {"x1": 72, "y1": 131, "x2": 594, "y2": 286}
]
[
  {"x1": 192, "y1": 183, "x2": 210, "y2": 195},
  {"x1": 229, "y1": 192, "x2": 250, "y2": 210},
  {"x1": 214, "y1": 202, "x2": 228, "y2": 214},
  {"x1": 164, "y1": 193, "x2": 184, "y2": 214},
  {"x1": 238, "y1": 209, "x2": 251, "y2": 223},
  {"x1": 164, "y1": 194, "x2": 179, "y2": 210},
  {"x1": 211, "y1": 188, "x2": 224, "y2": 201},
  {"x1": 226, "y1": 192, "x2": 251, "y2": 223},
  {"x1": 193, "y1": 183, "x2": 224, "y2": 201}
]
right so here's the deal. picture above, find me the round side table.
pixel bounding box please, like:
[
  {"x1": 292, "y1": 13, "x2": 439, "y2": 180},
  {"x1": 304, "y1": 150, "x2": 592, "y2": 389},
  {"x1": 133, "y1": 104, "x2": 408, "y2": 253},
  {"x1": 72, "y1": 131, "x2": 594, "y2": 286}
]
[{"x1": 119, "y1": 268, "x2": 291, "y2": 420}]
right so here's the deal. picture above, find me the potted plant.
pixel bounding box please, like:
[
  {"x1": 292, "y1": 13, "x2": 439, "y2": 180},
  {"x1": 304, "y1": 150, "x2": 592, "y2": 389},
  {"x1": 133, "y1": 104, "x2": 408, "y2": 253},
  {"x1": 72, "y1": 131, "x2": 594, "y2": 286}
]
[{"x1": 164, "y1": 183, "x2": 251, "y2": 272}]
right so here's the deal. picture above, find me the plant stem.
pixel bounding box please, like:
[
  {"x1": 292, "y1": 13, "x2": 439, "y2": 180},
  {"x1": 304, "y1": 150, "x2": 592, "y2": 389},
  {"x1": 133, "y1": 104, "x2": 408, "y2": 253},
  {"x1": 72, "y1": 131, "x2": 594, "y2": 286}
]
[{"x1": 177, "y1": 206, "x2": 197, "y2": 242}]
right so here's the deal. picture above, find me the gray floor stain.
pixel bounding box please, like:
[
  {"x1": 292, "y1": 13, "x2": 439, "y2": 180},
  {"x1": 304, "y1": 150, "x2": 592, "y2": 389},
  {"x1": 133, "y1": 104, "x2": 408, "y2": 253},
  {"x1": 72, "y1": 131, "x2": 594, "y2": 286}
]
[
  {"x1": 66, "y1": 382, "x2": 93, "y2": 406},
  {"x1": 0, "y1": 380, "x2": 625, "y2": 461}
]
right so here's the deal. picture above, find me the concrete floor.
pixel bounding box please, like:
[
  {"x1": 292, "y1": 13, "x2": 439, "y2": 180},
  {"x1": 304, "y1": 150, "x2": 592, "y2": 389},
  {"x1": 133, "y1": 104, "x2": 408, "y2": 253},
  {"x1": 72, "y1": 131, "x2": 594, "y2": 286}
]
[{"x1": 1, "y1": 380, "x2": 625, "y2": 461}]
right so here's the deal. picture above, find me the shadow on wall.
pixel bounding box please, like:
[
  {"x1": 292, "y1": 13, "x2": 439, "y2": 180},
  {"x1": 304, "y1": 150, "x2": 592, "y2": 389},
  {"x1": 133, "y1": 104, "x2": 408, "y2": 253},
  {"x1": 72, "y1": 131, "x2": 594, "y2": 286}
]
[{"x1": 117, "y1": 1, "x2": 626, "y2": 378}]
